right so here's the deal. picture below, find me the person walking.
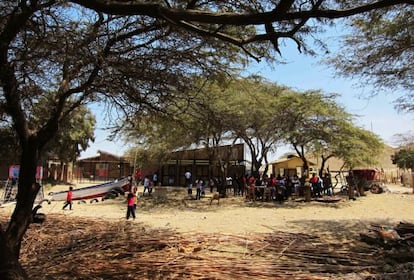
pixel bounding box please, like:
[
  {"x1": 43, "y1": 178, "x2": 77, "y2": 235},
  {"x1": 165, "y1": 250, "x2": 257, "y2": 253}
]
[{"x1": 62, "y1": 186, "x2": 73, "y2": 210}]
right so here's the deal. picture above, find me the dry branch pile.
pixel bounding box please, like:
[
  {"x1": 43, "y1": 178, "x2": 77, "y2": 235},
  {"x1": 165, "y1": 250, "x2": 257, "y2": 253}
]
[
  {"x1": 359, "y1": 221, "x2": 414, "y2": 277},
  {"x1": 360, "y1": 222, "x2": 414, "y2": 246},
  {"x1": 0, "y1": 214, "x2": 404, "y2": 280}
]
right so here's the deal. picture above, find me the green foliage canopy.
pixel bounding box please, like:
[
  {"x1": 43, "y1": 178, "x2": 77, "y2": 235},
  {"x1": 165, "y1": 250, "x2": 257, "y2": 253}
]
[
  {"x1": 1, "y1": 1, "x2": 412, "y2": 278},
  {"x1": 393, "y1": 149, "x2": 414, "y2": 170},
  {"x1": 329, "y1": 5, "x2": 414, "y2": 112}
]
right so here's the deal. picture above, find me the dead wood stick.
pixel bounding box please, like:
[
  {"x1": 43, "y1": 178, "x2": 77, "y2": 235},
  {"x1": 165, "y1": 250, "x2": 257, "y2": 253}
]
[{"x1": 277, "y1": 238, "x2": 297, "y2": 259}]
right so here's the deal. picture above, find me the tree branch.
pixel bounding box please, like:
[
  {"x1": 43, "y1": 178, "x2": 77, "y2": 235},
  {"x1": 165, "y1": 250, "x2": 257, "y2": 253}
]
[{"x1": 71, "y1": 0, "x2": 414, "y2": 25}]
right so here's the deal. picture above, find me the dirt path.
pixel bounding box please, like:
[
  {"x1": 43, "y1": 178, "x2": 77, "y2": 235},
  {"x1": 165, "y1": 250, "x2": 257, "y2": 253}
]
[
  {"x1": 1, "y1": 183, "x2": 413, "y2": 280},
  {"x1": 12, "y1": 183, "x2": 409, "y2": 237},
  {"x1": 2, "y1": 183, "x2": 413, "y2": 235}
]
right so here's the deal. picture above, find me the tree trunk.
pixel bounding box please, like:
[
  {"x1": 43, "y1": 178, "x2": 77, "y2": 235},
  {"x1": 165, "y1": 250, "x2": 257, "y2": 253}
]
[
  {"x1": 293, "y1": 144, "x2": 308, "y2": 177},
  {"x1": 59, "y1": 161, "x2": 65, "y2": 181},
  {"x1": 0, "y1": 208, "x2": 30, "y2": 280},
  {"x1": 0, "y1": 234, "x2": 27, "y2": 280},
  {"x1": 320, "y1": 155, "x2": 333, "y2": 178},
  {"x1": 302, "y1": 159, "x2": 309, "y2": 177},
  {"x1": 251, "y1": 158, "x2": 261, "y2": 178},
  {"x1": 0, "y1": 145, "x2": 40, "y2": 279}
]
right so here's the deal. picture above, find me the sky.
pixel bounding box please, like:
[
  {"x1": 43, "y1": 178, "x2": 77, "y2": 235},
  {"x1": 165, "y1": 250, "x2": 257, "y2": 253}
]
[
  {"x1": 79, "y1": 28, "x2": 413, "y2": 160},
  {"x1": 248, "y1": 51, "x2": 413, "y2": 142},
  {"x1": 244, "y1": 49, "x2": 413, "y2": 158}
]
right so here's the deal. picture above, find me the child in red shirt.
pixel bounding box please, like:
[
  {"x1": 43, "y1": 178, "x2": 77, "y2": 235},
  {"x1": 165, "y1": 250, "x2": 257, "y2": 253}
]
[
  {"x1": 126, "y1": 192, "x2": 136, "y2": 220},
  {"x1": 62, "y1": 186, "x2": 73, "y2": 210}
]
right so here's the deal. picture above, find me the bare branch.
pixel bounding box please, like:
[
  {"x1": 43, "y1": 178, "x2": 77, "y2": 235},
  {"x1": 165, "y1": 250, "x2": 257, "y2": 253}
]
[{"x1": 71, "y1": 0, "x2": 414, "y2": 25}]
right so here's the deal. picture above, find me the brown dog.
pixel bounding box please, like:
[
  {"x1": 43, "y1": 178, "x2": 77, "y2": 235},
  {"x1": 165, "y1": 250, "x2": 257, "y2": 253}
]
[{"x1": 209, "y1": 192, "x2": 220, "y2": 205}]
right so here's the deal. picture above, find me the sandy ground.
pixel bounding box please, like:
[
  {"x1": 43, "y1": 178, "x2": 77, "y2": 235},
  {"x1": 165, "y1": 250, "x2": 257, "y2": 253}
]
[
  {"x1": 4, "y1": 182, "x2": 414, "y2": 236},
  {"x1": 1, "y1": 183, "x2": 414, "y2": 236}
]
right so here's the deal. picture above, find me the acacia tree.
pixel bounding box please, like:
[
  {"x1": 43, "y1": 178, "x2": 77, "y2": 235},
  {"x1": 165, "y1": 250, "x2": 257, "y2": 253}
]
[
  {"x1": 312, "y1": 121, "x2": 384, "y2": 174},
  {"x1": 334, "y1": 126, "x2": 384, "y2": 170},
  {"x1": 161, "y1": 76, "x2": 288, "y2": 178},
  {"x1": 0, "y1": 127, "x2": 20, "y2": 166},
  {"x1": 393, "y1": 149, "x2": 414, "y2": 170},
  {"x1": 124, "y1": 76, "x2": 242, "y2": 180},
  {"x1": 221, "y1": 76, "x2": 287, "y2": 176},
  {"x1": 393, "y1": 148, "x2": 414, "y2": 193},
  {"x1": 330, "y1": 4, "x2": 414, "y2": 112},
  {"x1": 0, "y1": 3, "x2": 258, "y2": 278},
  {"x1": 0, "y1": 104, "x2": 95, "y2": 179},
  {"x1": 181, "y1": 76, "x2": 288, "y2": 178},
  {"x1": 40, "y1": 105, "x2": 96, "y2": 180},
  {"x1": 46, "y1": 107, "x2": 95, "y2": 163},
  {"x1": 392, "y1": 135, "x2": 414, "y2": 193},
  {"x1": 1, "y1": 1, "x2": 412, "y2": 279},
  {"x1": 179, "y1": 79, "x2": 241, "y2": 180},
  {"x1": 277, "y1": 90, "x2": 351, "y2": 175}
]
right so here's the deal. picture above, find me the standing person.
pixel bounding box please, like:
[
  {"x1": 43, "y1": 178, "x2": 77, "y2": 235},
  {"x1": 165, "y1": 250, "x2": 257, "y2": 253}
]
[
  {"x1": 291, "y1": 174, "x2": 301, "y2": 197},
  {"x1": 275, "y1": 175, "x2": 286, "y2": 203},
  {"x1": 236, "y1": 176, "x2": 244, "y2": 196},
  {"x1": 247, "y1": 175, "x2": 256, "y2": 201},
  {"x1": 195, "y1": 178, "x2": 203, "y2": 200},
  {"x1": 143, "y1": 176, "x2": 150, "y2": 196},
  {"x1": 152, "y1": 171, "x2": 159, "y2": 187},
  {"x1": 128, "y1": 175, "x2": 133, "y2": 192},
  {"x1": 126, "y1": 192, "x2": 136, "y2": 220},
  {"x1": 269, "y1": 174, "x2": 277, "y2": 200},
  {"x1": 310, "y1": 173, "x2": 320, "y2": 197},
  {"x1": 148, "y1": 180, "x2": 154, "y2": 196},
  {"x1": 134, "y1": 169, "x2": 142, "y2": 185},
  {"x1": 233, "y1": 175, "x2": 240, "y2": 196},
  {"x1": 184, "y1": 170, "x2": 191, "y2": 187},
  {"x1": 209, "y1": 177, "x2": 216, "y2": 193},
  {"x1": 317, "y1": 176, "x2": 324, "y2": 197},
  {"x1": 62, "y1": 186, "x2": 73, "y2": 210},
  {"x1": 241, "y1": 174, "x2": 247, "y2": 197},
  {"x1": 185, "y1": 170, "x2": 192, "y2": 196},
  {"x1": 323, "y1": 172, "x2": 332, "y2": 196},
  {"x1": 187, "y1": 180, "x2": 193, "y2": 196},
  {"x1": 225, "y1": 176, "x2": 233, "y2": 195}
]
